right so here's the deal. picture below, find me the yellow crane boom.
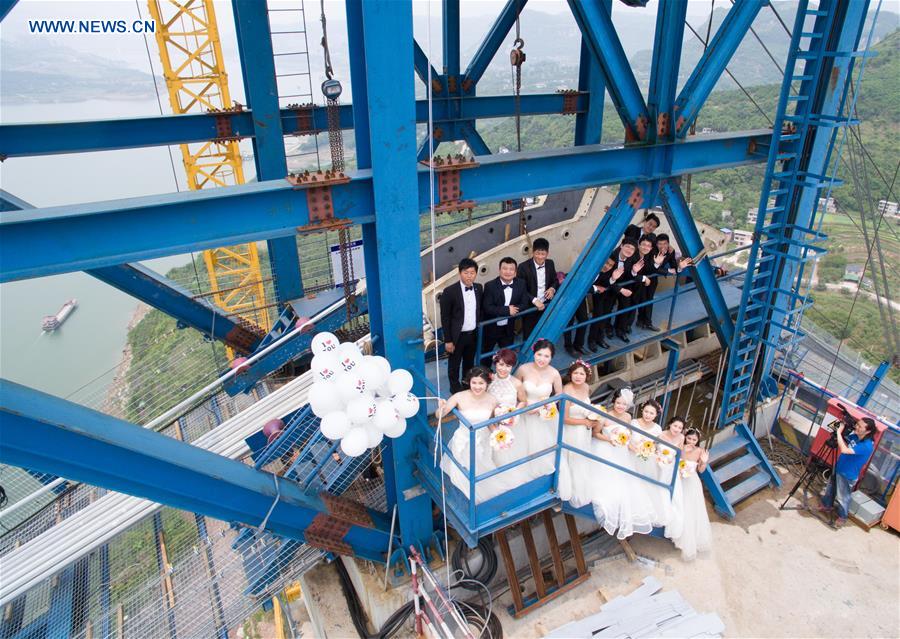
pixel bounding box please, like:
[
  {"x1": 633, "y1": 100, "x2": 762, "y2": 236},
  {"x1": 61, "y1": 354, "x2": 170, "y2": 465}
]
[{"x1": 147, "y1": 0, "x2": 270, "y2": 336}]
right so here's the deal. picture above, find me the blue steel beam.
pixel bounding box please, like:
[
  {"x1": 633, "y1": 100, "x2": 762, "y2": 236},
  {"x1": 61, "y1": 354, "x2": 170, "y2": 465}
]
[
  {"x1": 463, "y1": 0, "x2": 528, "y2": 86},
  {"x1": 573, "y1": 21, "x2": 608, "y2": 147},
  {"x1": 567, "y1": 0, "x2": 649, "y2": 140},
  {"x1": 232, "y1": 0, "x2": 303, "y2": 303},
  {"x1": 647, "y1": 0, "x2": 687, "y2": 144},
  {"x1": 522, "y1": 181, "x2": 661, "y2": 355},
  {"x1": 659, "y1": 180, "x2": 735, "y2": 346},
  {"x1": 414, "y1": 39, "x2": 441, "y2": 90},
  {"x1": 674, "y1": 0, "x2": 763, "y2": 138},
  {"x1": 0, "y1": 0, "x2": 18, "y2": 21},
  {"x1": 461, "y1": 123, "x2": 492, "y2": 156},
  {"x1": 0, "y1": 94, "x2": 589, "y2": 158},
  {"x1": 0, "y1": 379, "x2": 394, "y2": 562},
  {"x1": 360, "y1": 0, "x2": 434, "y2": 548},
  {"x1": 0, "y1": 131, "x2": 771, "y2": 281},
  {"x1": 89, "y1": 263, "x2": 263, "y2": 354},
  {"x1": 858, "y1": 361, "x2": 891, "y2": 408},
  {"x1": 443, "y1": 0, "x2": 460, "y2": 79}
]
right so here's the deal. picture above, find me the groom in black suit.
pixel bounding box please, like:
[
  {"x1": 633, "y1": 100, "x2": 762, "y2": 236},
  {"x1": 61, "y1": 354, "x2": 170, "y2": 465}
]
[
  {"x1": 517, "y1": 237, "x2": 558, "y2": 339},
  {"x1": 482, "y1": 256, "x2": 529, "y2": 360},
  {"x1": 440, "y1": 258, "x2": 483, "y2": 393}
]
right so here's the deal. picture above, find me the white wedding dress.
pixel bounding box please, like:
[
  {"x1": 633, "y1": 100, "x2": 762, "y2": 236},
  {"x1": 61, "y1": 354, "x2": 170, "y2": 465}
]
[
  {"x1": 557, "y1": 402, "x2": 594, "y2": 508},
  {"x1": 630, "y1": 419, "x2": 673, "y2": 527},
  {"x1": 440, "y1": 405, "x2": 506, "y2": 503},
  {"x1": 671, "y1": 460, "x2": 712, "y2": 560},
  {"x1": 520, "y1": 380, "x2": 557, "y2": 478},
  {"x1": 589, "y1": 422, "x2": 655, "y2": 539},
  {"x1": 488, "y1": 376, "x2": 531, "y2": 488}
]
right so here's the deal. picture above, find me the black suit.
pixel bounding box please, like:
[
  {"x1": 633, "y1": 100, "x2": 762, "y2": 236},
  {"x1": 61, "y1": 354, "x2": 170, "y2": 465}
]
[
  {"x1": 440, "y1": 280, "x2": 483, "y2": 392},
  {"x1": 637, "y1": 248, "x2": 679, "y2": 326},
  {"x1": 604, "y1": 250, "x2": 641, "y2": 336},
  {"x1": 589, "y1": 267, "x2": 618, "y2": 343},
  {"x1": 517, "y1": 258, "x2": 558, "y2": 339},
  {"x1": 482, "y1": 276, "x2": 529, "y2": 357}
]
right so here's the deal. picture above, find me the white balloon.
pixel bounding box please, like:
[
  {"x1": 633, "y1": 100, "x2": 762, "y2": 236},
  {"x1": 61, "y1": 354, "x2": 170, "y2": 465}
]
[
  {"x1": 387, "y1": 369, "x2": 414, "y2": 397},
  {"x1": 374, "y1": 399, "x2": 401, "y2": 431},
  {"x1": 311, "y1": 353, "x2": 340, "y2": 384},
  {"x1": 365, "y1": 424, "x2": 384, "y2": 448},
  {"x1": 311, "y1": 332, "x2": 340, "y2": 356},
  {"x1": 383, "y1": 418, "x2": 407, "y2": 439},
  {"x1": 369, "y1": 355, "x2": 391, "y2": 377},
  {"x1": 340, "y1": 426, "x2": 369, "y2": 457},
  {"x1": 392, "y1": 392, "x2": 421, "y2": 419},
  {"x1": 338, "y1": 373, "x2": 370, "y2": 402},
  {"x1": 336, "y1": 342, "x2": 362, "y2": 374},
  {"x1": 358, "y1": 357, "x2": 388, "y2": 390},
  {"x1": 309, "y1": 382, "x2": 343, "y2": 417},
  {"x1": 347, "y1": 395, "x2": 377, "y2": 424},
  {"x1": 320, "y1": 411, "x2": 351, "y2": 440},
  {"x1": 374, "y1": 383, "x2": 393, "y2": 398}
]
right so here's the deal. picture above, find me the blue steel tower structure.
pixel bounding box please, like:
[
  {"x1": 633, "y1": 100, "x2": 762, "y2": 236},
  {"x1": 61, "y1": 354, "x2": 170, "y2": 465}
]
[{"x1": 0, "y1": 0, "x2": 876, "y2": 597}]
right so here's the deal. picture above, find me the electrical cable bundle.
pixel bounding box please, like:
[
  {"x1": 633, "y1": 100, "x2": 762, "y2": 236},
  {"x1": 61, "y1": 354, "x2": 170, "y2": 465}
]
[{"x1": 451, "y1": 537, "x2": 498, "y2": 591}]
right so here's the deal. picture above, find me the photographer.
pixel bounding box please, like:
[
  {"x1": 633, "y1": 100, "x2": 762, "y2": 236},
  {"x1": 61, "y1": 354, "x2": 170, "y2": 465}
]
[{"x1": 818, "y1": 416, "x2": 877, "y2": 526}]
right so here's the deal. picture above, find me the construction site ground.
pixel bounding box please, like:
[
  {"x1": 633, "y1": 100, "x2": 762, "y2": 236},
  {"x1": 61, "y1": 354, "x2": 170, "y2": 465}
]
[{"x1": 296, "y1": 463, "x2": 900, "y2": 638}]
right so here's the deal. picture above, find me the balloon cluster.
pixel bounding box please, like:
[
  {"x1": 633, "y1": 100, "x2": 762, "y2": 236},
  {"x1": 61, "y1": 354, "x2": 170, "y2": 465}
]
[{"x1": 307, "y1": 332, "x2": 420, "y2": 457}]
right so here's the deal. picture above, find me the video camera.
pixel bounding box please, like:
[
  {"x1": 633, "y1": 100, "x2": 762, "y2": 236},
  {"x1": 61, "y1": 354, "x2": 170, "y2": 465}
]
[{"x1": 823, "y1": 402, "x2": 857, "y2": 449}]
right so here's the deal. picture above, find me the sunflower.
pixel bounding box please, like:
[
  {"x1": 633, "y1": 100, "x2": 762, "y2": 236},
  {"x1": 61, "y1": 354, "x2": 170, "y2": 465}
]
[
  {"x1": 490, "y1": 425, "x2": 515, "y2": 450},
  {"x1": 614, "y1": 428, "x2": 630, "y2": 447}
]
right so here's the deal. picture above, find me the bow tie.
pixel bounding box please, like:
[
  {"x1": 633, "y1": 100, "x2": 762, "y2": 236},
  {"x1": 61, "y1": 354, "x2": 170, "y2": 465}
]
[
  {"x1": 502, "y1": 284, "x2": 513, "y2": 290},
  {"x1": 464, "y1": 286, "x2": 473, "y2": 292},
  {"x1": 536, "y1": 265, "x2": 544, "y2": 270}
]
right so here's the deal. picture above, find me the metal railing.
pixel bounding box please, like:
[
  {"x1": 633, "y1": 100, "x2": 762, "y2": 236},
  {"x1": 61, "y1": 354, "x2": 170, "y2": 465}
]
[
  {"x1": 419, "y1": 376, "x2": 682, "y2": 530},
  {"x1": 473, "y1": 247, "x2": 751, "y2": 363}
]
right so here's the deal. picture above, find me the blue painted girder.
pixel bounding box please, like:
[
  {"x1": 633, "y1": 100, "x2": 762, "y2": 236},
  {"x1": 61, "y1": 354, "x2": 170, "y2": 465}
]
[
  {"x1": 359, "y1": 0, "x2": 434, "y2": 549},
  {"x1": 659, "y1": 180, "x2": 736, "y2": 346},
  {"x1": 674, "y1": 0, "x2": 764, "y2": 138},
  {"x1": 0, "y1": 130, "x2": 771, "y2": 283},
  {"x1": 0, "y1": 93, "x2": 585, "y2": 158},
  {"x1": 463, "y1": 0, "x2": 528, "y2": 86},
  {"x1": 232, "y1": 0, "x2": 303, "y2": 303},
  {"x1": 0, "y1": 379, "x2": 394, "y2": 563},
  {"x1": 567, "y1": 0, "x2": 649, "y2": 140},
  {"x1": 89, "y1": 263, "x2": 263, "y2": 354},
  {"x1": 521, "y1": 180, "x2": 662, "y2": 356}
]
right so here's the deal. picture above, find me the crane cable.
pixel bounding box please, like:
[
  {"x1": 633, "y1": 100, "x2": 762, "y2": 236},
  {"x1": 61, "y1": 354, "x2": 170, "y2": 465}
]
[{"x1": 510, "y1": 0, "x2": 530, "y2": 241}]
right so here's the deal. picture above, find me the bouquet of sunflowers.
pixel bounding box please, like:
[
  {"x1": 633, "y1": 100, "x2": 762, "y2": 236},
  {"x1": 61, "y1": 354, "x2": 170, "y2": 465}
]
[
  {"x1": 678, "y1": 459, "x2": 690, "y2": 478},
  {"x1": 539, "y1": 402, "x2": 559, "y2": 421},
  {"x1": 494, "y1": 403, "x2": 516, "y2": 427},
  {"x1": 635, "y1": 438, "x2": 656, "y2": 461},
  {"x1": 656, "y1": 446, "x2": 676, "y2": 467},
  {"x1": 610, "y1": 425, "x2": 631, "y2": 447},
  {"x1": 489, "y1": 425, "x2": 514, "y2": 450}
]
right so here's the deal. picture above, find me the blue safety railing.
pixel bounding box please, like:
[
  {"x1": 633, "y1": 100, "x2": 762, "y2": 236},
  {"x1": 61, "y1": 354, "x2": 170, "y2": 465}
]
[
  {"x1": 472, "y1": 243, "x2": 753, "y2": 364},
  {"x1": 414, "y1": 374, "x2": 682, "y2": 545}
]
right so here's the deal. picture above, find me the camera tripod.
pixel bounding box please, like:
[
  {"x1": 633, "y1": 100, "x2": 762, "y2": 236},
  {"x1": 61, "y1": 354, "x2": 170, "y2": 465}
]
[{"x1": 779, "y1": 428, "x2": 840, "y2": 524}]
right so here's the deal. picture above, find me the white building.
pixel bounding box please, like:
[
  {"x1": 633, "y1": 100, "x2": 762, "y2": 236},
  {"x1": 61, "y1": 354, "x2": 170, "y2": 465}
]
[
  {"x1": 818, "y1": 196, "x2": 837, "y2": 214},
  {"x1": 747, "y1": 208, "x2": 758, "y2": 224},
  {"x1": 732, "y1": 229, "x2": 753, "y2": 246},
  {"x1": 877, "y1": 199, "x2": 899, "y2": 217},
  {"x1": 709, "y1": 192, "x2": 724, "y2": 203},
  {"x1": 722, "y1": 209, "x2": 733, "y2": 220}
]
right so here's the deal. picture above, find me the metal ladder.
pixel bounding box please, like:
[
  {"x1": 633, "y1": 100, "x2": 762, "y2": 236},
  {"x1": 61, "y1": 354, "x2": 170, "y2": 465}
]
[
  {"x1": 267, "y1": 0, "x2": 322, "y2": 171},
  {"x1": 706, "y1": 1, "x2": 863, "y2": 518}
]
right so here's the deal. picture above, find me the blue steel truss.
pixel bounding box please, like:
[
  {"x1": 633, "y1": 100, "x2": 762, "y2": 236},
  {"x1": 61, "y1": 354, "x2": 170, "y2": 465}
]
[{"x1": 0, "y1": 0, "x2": 878, "y2": 579}]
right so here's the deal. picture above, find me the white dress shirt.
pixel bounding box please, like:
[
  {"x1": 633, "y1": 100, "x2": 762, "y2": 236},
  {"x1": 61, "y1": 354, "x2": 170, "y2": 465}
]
[
  {"x1": 498, "y1": 279, "x2": 514, "y2": 327},
  {"x1": 534, "y1": 260, "x2": 547, "y2": 304},
  {"x1": 461, "y1": 281, "x2": 477, "y2": 332}
]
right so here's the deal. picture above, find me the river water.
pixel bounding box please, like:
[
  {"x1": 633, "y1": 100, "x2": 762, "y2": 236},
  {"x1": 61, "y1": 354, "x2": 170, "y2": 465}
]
[{"x1": 0, "y1": 100, "x2": 200, "y2": 400}]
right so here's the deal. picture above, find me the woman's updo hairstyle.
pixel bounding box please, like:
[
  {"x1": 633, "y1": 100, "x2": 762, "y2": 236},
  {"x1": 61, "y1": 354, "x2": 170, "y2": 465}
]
[
  {"x1": 531, "y1": 338, "x2": 556, "y2": 356},
  {"x1": 463, "y1": 366, "x2": 492, "y2": 387}
]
